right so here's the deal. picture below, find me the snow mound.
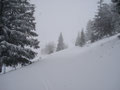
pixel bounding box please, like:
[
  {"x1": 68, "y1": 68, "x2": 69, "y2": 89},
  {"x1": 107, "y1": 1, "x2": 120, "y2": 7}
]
[{"x1": 0, "y1": 35, "x2": 120, "y2": 90}]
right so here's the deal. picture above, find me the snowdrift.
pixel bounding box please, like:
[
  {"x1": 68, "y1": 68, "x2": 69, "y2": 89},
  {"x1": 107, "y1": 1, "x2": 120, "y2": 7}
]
[{"x1": 0, "y1": 35, "x2": 120, "y2": 90}]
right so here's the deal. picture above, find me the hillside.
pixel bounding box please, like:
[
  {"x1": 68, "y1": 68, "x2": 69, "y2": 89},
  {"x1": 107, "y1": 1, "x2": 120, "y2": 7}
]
[{"x1": 0, "y1": 35, "x2": 120, "y2": 90}]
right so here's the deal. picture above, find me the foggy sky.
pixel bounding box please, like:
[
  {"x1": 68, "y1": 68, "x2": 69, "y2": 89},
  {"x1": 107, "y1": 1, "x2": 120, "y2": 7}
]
[{"x1": 31, "y1": 0, "x2": 111, "y2": 48}]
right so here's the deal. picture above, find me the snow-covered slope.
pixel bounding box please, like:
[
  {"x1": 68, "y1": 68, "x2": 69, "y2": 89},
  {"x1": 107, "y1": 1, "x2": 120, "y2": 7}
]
[{"x1": 0, "y1": 35, "x2": 120, "y2": 90}]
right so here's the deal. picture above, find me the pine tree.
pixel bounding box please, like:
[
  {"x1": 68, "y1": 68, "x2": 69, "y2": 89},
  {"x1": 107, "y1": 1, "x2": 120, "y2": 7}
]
[
  {"x1": 0, "y1": 0, "x2": 39, "y2": 72},
  {"x1": 79, "y1": 30, "x2": 86, "y2": 47},
  {"x1": 92, "y1": 0, "x2": 115, "y2": 41},
  {"x1": 56, "y1": 33, "x2": 65, "y2": 51},
  {"x1": 75, "y1": 32, "x2": 80, "y2": 46},
  {"x1": 86, "y1": 20, "x2": 94, "y2": 42}
]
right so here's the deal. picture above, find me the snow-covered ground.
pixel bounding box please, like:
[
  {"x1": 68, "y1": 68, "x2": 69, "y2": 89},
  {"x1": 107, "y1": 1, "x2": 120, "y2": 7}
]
[{"x1": 0, "y1": 35, "x2": 120, "y2": 90}]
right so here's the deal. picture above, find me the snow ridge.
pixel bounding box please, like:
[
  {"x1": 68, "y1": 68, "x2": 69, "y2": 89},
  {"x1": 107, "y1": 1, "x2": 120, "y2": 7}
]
[{"x1": 0, "y1": 35, "x2": 120, "y2": 90}]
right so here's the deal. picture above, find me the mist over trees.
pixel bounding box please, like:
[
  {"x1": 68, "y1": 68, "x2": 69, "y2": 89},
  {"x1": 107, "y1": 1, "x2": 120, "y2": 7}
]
[
  {"x1": 41, "y1": 33, "x2": 68, "y2": 55},
  {"x1": 41, "y1": 42, "x2": 56, "y2": 55},
  {"x1": 0, "y1": 0, "x2": 39, "y2": 73}
]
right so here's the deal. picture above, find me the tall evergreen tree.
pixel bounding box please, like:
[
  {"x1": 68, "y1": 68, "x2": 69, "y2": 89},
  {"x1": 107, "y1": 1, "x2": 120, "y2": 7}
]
[
  {"x1": 0, "y1": 0, "x2": 39, "y2": 72},
  {"x1": 56, "y1": 33, "x2": 65, "y2": 51},
  {"x1": 75, "y1": 32, "x2": 80, "y2": 46},
  {"x1": 86, "y1": 20, "x2": 94, "y2": 42},
  {"x1": 92, "y1": 0, "x2": 115, "y2": 41},
  {"x1": 79, "y1": 30, "x2": 86, "y2": 47},
  {"x1": 112, "y1": 0, "x2": 120, "y2": 34}
]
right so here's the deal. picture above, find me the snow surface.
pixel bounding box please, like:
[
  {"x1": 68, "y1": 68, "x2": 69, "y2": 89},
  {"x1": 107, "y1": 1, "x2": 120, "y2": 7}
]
[{"x1": 0, "y1": 35, "x2": 120, "y2": 90}]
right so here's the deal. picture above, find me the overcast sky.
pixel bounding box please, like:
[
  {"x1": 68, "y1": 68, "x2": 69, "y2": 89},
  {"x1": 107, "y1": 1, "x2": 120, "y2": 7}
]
[{"x1": 31, "y1": 0, "x2": 111, "y2": 48}]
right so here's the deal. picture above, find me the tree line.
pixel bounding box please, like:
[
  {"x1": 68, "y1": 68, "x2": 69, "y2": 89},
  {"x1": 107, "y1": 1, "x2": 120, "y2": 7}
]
[
  {"x1": 86, "y1": 0, "x2": 120, "y2": 42},
  {"x1": 75, "y1": 0, "x2": 120, "y2": 47}
]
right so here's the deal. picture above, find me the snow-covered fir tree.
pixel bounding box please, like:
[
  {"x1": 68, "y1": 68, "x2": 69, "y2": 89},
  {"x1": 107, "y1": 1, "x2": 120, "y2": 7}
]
[
  {"x1": 75, "y1": 32, "x2": 81, "y2": 46},
  {"x1": 0, "y1": 0, "x2": 39, "y2": 72},
  {"x1": 86, "y1": 20, "x2": 94, "y2": 42},
  {"x1": 75, "y1": 30, "x2": 86, "y2": 47},
  {"x1": 56, "y1": 33, "x2": 65, "y2": 51},
  {"x1": 92, "y1": 0, "x2": 116, "y2": 41},
  {"x1": 86, "y1": 20, "x2": 99, "y2": 43},
  {"x1": 111, "y1": 4, "x2": 120, "y2": 33},
  {"x1": 79, "y1": 30, "x2": 86, "y2": 47},
  {"x1": 111, "y1": 0, "x2": 120, "y2": 33}
]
